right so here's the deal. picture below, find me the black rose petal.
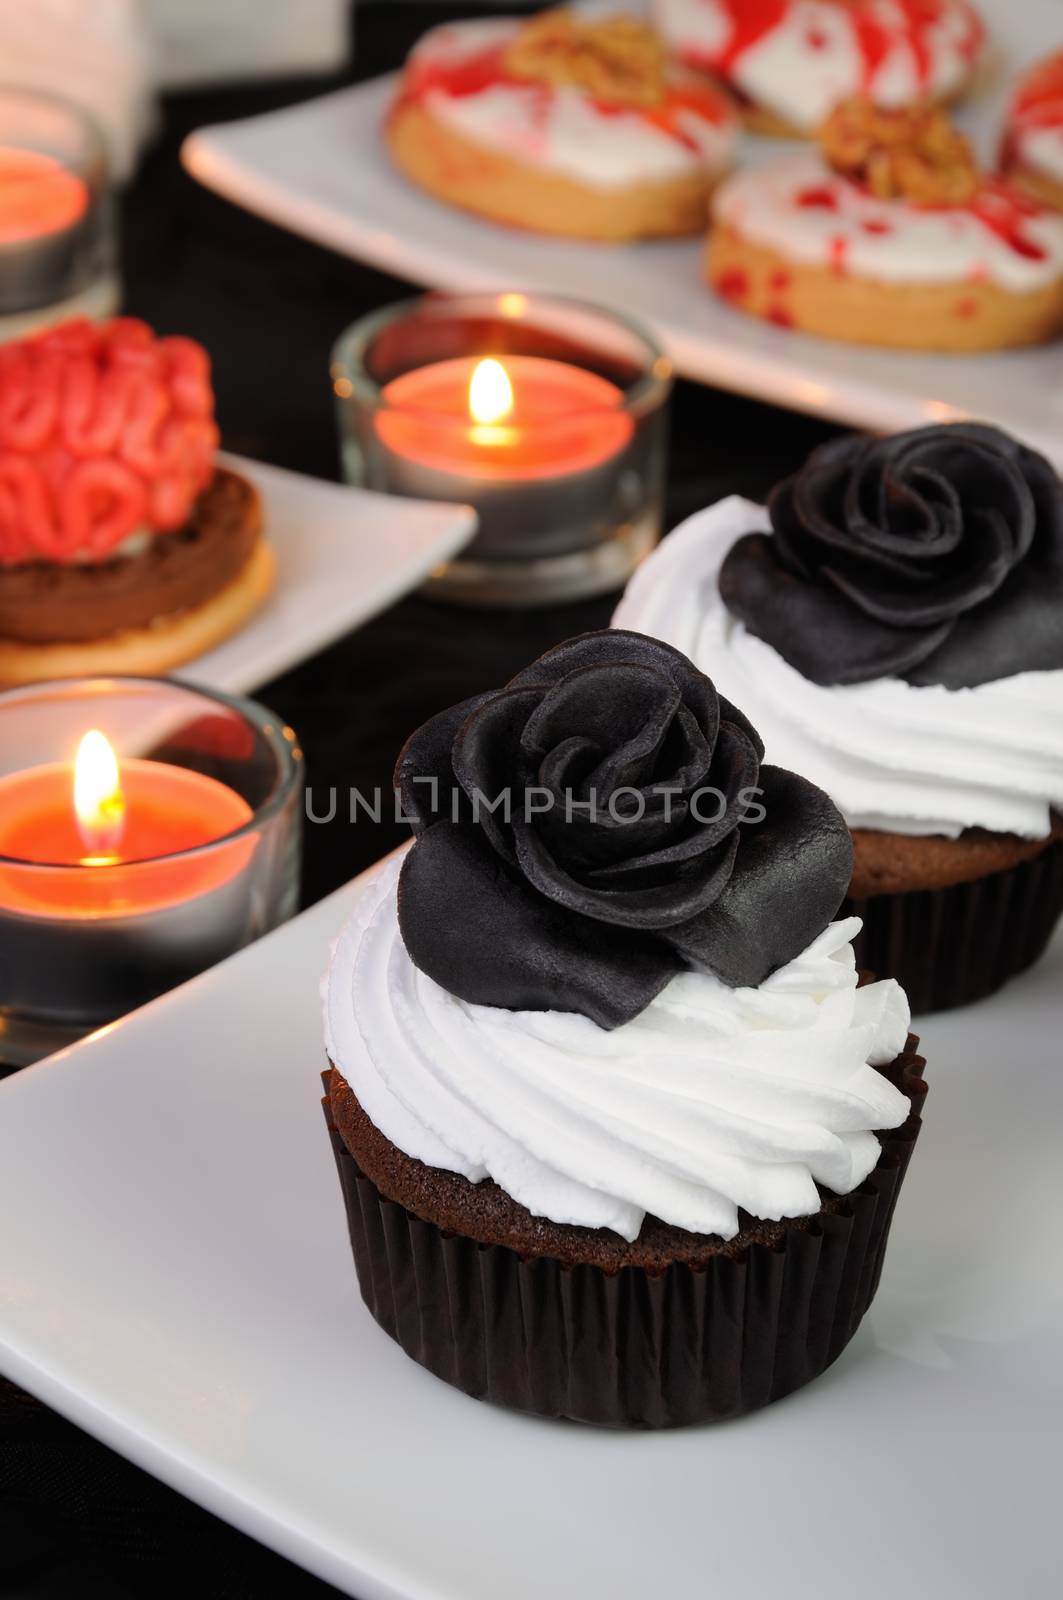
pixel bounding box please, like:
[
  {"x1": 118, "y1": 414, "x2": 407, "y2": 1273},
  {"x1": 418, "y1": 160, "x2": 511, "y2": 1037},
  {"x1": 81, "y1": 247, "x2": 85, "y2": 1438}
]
[
  {"x1": 395, "y1": 692, "x2": 494, "y2": 830},
  {"x1": 521, "y1": 662, "x2": 680, "y2": 772},
  {"x1": 451, "y1": 686, "x2": 543, "y2": 861},
  {"x1": 532, "y1": 785, "x2": 694, "y2": 875},
  {"x1": 908, "y1": 440, "x2": 1063, "y2": 688},
  {"x1": 720, "y1": 532, "x2": 952, "y2": 685},
  {"x1": 720, "y1": 423, "x2": 1063, "y2": 689},
  {"x1": 647, "y1": 703, "x2": 716, "y2": 795},
  {"x1": 509, "y1": 629, "x2": 729, "y2": 748},
  {"x1": 513, "y1": 811, "x2": 740, "y2": 929},
  {"x1": 825, "y1": 488, "x2": 1023, "y2": 626},
  {"x1": 659, "y1": 766, "x2": 854, "y2": 988},
  {"x1": 397, "y1": 820, "x2": 681, "y2": 1029},
  {"x1": 394, "y1": 630, "x2": 851, "y2": 1028}
]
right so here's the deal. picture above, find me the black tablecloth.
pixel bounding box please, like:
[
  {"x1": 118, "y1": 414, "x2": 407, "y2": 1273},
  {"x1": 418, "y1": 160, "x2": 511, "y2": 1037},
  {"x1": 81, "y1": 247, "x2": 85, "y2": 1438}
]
[{"x1": 0, "y1": 7, "x2": 843, "y2": 1595}]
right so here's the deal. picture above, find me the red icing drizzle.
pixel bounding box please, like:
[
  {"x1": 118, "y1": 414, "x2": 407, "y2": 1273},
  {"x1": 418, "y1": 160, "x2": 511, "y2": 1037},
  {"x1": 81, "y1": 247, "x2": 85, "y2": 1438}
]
[
  {"x1": 1010, "y1": 50, "x2": 1063, "y2": 130},
  {"x1": 402, "y1": 43, "x2": 515, "y2": 104},
  {"x1": 789, "y1": 173, "x2": 1048, "y2": 269},
  {"x1": 398, "y1": 36, "x2": 732, "y2": 151},
  {"x1": 967, "y1": 182, "x2": 1048, "y2": 263},
  {"x1": 797, "y1": 185, "x2": 839, "y2": 209},
  {"x1": 829, "y1": 234, "x2": 850, "y2": 273},
  {"x1": 697, "y1": 0, "x2": 788, "y2": 72},
  {"x1": 0, "y1": 318, "x2": 218, "y2": 566},
  {"x1": 680, "y1": 0, "x2": 983, "y2": 94},
  {"x1": 714, "y1": 268, "x2": 750, "y2": 301},
  {"x1": 1004, "y1": 51, "x2": 1063, "y2": 166}
]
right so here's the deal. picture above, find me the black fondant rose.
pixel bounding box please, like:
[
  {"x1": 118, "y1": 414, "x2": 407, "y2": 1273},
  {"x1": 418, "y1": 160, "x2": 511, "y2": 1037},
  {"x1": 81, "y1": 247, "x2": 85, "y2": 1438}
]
[
  {"x1": 395, "y1": 631, "x2": 852, "y2": 1029},
  {"x1": 719, "y1": 424, "x2": 1063, "y2": 690}
]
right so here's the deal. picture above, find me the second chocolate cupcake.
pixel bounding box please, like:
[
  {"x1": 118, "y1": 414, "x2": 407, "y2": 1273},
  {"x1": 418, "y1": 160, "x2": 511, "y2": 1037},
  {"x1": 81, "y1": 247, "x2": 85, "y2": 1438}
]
[{"x1": 614, "y1": 423, "x2": 1063, "y2": 1012}]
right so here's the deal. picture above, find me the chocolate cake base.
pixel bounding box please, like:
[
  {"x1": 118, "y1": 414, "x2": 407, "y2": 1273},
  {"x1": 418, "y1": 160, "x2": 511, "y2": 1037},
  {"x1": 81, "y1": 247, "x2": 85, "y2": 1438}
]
[
  {"x1": 848, "y1": 830, "x2": 1063, "y2": 1014},
  {"x1": 323, "y1": 1043, "x2": 925, "y2": 1427}
]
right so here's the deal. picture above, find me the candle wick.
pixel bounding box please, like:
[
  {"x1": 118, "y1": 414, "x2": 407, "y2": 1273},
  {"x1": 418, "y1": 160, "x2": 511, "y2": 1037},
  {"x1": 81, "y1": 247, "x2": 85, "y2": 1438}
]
[{"x1": 77, "y1": 793, "x2": 126, "y2": 862}]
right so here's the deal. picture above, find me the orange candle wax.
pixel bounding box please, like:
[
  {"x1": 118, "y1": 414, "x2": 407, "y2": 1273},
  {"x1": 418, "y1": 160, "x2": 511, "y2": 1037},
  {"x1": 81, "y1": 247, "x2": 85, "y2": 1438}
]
[
  {"x1": 0, "y1": 146, "x2": 89, "y2": 244},
  {"x1": 0, "y1": 755, "x2": 254, "y2": 920},
  {"x1": 377, "y1": 355, "x2": 633, "y2": 481}
]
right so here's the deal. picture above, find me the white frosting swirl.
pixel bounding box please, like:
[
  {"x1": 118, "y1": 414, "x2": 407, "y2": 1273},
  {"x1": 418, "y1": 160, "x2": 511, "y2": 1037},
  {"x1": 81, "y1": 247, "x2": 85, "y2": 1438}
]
[
  {"x1": 404, "y1": 18, "x2": 736, "y2": 191},
  {"x1": 613, "y1": 496, "x2": 1063, "y2": 839},
  {"x1": 325, "y1": 852, "x2": 911, "y2": 1244},
  {"x1": 712, "y1": 151, "x2": 1063, "y2": 292},
  {"x1": 655, "y1": 0, "x2": 983, "y2": 132}
]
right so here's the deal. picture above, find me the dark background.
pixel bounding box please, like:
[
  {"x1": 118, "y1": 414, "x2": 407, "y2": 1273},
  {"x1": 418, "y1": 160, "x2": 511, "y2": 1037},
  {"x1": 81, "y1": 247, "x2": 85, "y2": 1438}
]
[{"x1": 0, "y1": 4, "x2": 841, "y2": 1595}]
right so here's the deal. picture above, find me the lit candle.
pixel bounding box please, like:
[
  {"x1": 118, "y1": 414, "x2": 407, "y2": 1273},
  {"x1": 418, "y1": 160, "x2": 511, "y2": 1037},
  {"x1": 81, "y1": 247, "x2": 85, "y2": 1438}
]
[
  {"x1": 372, "y1": 353, "x2": 637, "y2": 565},
  {"x1": 0, "y1": 89, "x2": 117, "y2": 326},
  {"x1": 334, "y1": 291, "x2": 673, "y2": 604},
  {"x1": 0, "y1": 730, "x2": 259, "y2": 1046},
  {"x1": 0, "y1": 147, "x2": 88, "y2": 243}
]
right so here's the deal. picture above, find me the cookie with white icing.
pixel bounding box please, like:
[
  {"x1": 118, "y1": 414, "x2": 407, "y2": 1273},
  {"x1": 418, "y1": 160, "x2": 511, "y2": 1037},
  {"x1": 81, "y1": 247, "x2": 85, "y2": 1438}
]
[
  {"x1": 655, "y1": 0, "x2": 986, "y2": 137},
  {"x1": 706, "y1": 99, "x2": 1063, "y2": 350},
  {"x1": 1002, "y1": 50, "x2": 1063, "y2": 214},
  {"x1": 386, "y1": 10, "x2": 737, "y2": 242}
]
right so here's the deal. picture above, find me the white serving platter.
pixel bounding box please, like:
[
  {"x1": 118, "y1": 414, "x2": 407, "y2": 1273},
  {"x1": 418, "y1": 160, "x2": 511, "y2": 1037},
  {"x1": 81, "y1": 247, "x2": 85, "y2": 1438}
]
[
  {"x1": 1, "y1": 850, "x2": 1061, "y2": 1600},
  {"x1": 178, "y1": 452, "x2": 474, "y2": 695},
  {"x1": 182, "y1": 0, "x2": 1063, "y2": 468}
]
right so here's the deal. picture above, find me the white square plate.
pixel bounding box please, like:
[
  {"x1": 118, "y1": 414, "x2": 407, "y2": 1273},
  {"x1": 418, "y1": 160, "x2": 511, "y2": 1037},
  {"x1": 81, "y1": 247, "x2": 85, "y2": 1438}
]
[
  {"x1": 182, "y1": 0, "x2": 1063, "y2": 468},
  {"x1": 178, "y1": 453, "x2": 474, "y2": 694},
  {"x1": 1, "y1": 853, "x2": 1060, "y2": 1600}
]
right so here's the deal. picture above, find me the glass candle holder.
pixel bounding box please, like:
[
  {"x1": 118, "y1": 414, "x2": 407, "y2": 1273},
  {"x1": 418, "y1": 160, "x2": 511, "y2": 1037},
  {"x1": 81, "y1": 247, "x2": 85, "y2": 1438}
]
[
  {"x1": 331, "y1": 291, "x2": 673, "y2": 606},
  {"x1": 0, "y1": 677, "x2": 303, "y2": 1069},
  {"x1": 0, "y1": 85, "x2": 119, "y2": 337}
]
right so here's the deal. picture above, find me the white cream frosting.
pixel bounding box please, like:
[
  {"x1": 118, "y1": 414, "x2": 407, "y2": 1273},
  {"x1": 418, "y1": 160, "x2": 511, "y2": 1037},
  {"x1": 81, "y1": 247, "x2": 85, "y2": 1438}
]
[
  {"x1": 324, "y1": 851, "x2": 912, "y2": 1244},
  {"x1": 712, "y1": 150, "x2": 1063, "y2": 291},
  {"x1": 613, "y1": 496, "x2": 1063, "y2": 839},
  {"x1": 655, "y1": 0, "x2": 983, "y2": 131},
  {"x1": 404, "y1": 18, "x2": 735, "y2": 190}
]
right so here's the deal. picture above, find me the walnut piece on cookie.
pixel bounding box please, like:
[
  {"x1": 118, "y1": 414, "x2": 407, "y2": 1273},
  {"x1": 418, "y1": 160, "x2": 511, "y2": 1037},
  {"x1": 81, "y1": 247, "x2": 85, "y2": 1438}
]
[
  {"x1": 818, "y1": 97, "x2": 979, "y2": 206},
  {"x1": 503, "y1": 9, "x2": 668, "y2": 108}
]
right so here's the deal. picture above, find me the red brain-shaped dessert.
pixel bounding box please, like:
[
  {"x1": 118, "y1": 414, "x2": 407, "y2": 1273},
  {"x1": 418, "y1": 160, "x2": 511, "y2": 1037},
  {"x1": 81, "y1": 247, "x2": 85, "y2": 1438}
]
[{"x1": 0, "y1": 317, "x2": 219, "y2": 565}]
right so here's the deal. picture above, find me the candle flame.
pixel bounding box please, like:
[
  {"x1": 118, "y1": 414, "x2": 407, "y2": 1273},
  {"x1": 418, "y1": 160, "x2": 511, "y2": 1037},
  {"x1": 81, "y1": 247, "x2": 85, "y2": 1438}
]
[
  {"x1": 468, "y1": 358, "x2": 514, "y2": 427},
  {"x1": 74, "y1": 730, "x2": 125, "y2": 861}
]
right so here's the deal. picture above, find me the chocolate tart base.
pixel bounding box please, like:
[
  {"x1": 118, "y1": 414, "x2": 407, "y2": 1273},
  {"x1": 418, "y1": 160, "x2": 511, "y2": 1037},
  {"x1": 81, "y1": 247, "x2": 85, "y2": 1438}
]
[
  {"x1": 0, "y1": 470, "x2": 273, "y2": 685},
  {"x1": 847, "y1": 832, "x2": 1063, "y2": 1015},
  {"x1": 322, "y1": 1043, "x2": 925, "y2": 1428},
  {"x1": 0, "y1": 467, "x2": 262, "y2": 645}
]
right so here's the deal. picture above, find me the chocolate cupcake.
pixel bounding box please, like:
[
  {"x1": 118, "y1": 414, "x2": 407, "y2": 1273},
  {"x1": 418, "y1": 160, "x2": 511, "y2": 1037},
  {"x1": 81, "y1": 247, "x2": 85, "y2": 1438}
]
[
  {"x1": 614, "y1": 424, "x2": 1063, "y2": 1012},
  {"x1": 323, "y1": 630, "x2": 925, "y2": 1427},
  {"x1": 0, "y1": 316, "x2": 273, "y2": 685}
]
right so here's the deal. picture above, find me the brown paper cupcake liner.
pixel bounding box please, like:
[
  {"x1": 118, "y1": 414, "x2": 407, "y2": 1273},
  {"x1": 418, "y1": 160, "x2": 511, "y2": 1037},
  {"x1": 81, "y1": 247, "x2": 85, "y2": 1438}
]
[
  {"x1": 322, "y1": 1047, "x2": 925, "y2": 1429},
  {"x1": 847, "y1": 834, "x2": 1063, "y2": 1015}
]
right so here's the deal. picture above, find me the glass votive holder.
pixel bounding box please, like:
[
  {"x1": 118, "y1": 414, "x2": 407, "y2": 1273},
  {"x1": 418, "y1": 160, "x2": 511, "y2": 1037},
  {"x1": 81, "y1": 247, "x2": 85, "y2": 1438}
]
[
  {"x1": 0, "y1": 85, "x2": 119, "y2": 338},
  {"x1": 0, "y1": 677, "x2": 303, "y2": 1069},
  {"x1": 331, "y1": 291, "x2": 673, "y2": 606}
]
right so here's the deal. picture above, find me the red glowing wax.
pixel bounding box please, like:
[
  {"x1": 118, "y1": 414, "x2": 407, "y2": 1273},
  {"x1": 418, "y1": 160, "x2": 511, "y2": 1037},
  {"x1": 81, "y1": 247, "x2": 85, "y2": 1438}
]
[
  {"x1": 0, "y1": 759, "x2": 254, "y2": 920},
  {"x1": 0, "y1": 147, "x2": 88, "y2": 244},
  {"x1": 376, "y1": 355, "x2": 634, "y2": 482}
]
